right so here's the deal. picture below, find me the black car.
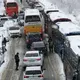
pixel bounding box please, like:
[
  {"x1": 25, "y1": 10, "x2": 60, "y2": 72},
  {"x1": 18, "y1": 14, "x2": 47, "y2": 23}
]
[{"x1": 26, "y1": 33, "x2": 43, "y2": 49}]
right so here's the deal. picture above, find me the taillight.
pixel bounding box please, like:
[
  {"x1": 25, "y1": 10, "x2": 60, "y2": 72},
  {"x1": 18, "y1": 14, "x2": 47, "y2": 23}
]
[
  {"x1": 36, "y1": 58, "x2": 41, "y2": 61},
  {"x1": 23, "y1": 59, "x2": 27, "y2": 61},
  {"x1": 38, "y1": 74, "x2": 43, "y2": 77},
  {"x1": 40, "y1": 28, "x2": 43, "y2": 34},
  {"x1": 26, "y1": 40, "x2": 29, "y2": 43},
  {"x1": 24, "y1": 75, "x2": 29, "y2": 78},
  {"x1": 40, "y1": 38, "x2": 42, "y2": 41}
]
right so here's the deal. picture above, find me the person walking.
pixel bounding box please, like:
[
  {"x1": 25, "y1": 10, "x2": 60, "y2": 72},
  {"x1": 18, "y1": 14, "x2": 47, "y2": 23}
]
[
  {"x1": 48, "y1": 37, "x2": 53, "y2": 52},
  {"x1": 14, "y1": 52, "x2": 20, "y2": 70}
]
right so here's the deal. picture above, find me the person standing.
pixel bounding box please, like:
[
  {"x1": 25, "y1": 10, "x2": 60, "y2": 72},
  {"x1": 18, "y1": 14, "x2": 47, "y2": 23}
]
[
  {"x1": 2, "y1": 37, "x2": 7, "y2": 46},
  {"x1": 14, "y1": 52, "x2": 20, "y2": 70}
]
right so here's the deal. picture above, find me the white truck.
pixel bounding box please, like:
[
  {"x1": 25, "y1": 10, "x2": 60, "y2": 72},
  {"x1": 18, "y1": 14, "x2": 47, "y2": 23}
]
[{"x1": 8, "y1": 26, "x2": 22, "y2": 38}]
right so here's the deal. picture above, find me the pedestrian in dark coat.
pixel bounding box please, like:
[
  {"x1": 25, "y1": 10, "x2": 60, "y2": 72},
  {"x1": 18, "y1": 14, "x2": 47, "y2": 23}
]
[
  {"x1": 14, "y1": 52, "x2": 20, "y2": 70},
  {"x1": 2, "y1": 37, "x2": 7, "y2": 46},
  {"x1": 48, "y1": 37, "x2": 53, "y2": 52}
]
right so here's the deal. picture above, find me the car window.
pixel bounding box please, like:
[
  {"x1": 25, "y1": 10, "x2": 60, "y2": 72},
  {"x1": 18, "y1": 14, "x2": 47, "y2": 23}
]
[
  {"x1": 25, "y1": 70, "x2": 41, "y2": 75},
  {"x1": 29, "y1": 34, "x2": 41, "y2": 38},
  {"x1": 9, "y1": 27, "x2": 19, "y2": 30},
  {"x1": 25, "y1": 53, "x2": 38, "y2": 57},
  {"x1": 65, "y1": 32, "x2": 80, "y2": 36},
  {"x1": 25, "y1": 16, "x2": 40, "y2": 22},
  {"x1": 53, "y1": 18, "x2": 71, "y2": 23}
]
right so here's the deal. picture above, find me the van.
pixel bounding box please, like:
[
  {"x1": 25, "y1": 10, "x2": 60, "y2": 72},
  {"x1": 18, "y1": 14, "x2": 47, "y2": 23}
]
[{"x1": 24, "y1": 9, "x2": 44, "y2": 35}]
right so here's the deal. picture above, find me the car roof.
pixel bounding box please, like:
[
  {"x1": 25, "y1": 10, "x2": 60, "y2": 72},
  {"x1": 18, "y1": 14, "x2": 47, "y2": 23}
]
[
  {"x1": 26, "y1": 66, "x2": 41, "y2": 71},
  {"x1": 26, "y1": 51, "x2": 39, "y2": 54},
  {"x1": 32, "y1": 41, "x2": 45, "y2": 47},
  {"x1": 25, "y1": 9, "x2": 40, "y2": 16},
  {"x1": 27, "y1": 33, "x2": 41, "y2": 37}
]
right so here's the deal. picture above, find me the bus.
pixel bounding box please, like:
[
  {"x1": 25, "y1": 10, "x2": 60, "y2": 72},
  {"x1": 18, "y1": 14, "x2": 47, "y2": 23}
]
[
  {"x1": 24, "y1": 8, "x2": 44, "y2": 35},
  {"x1": 5, "y1": 0, "x2": 18, "y2": 16}
]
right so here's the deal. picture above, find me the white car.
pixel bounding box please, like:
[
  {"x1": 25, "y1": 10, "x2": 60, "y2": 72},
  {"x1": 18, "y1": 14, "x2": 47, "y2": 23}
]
[
  {"x1": 65, "y1": 32, "x2": 80, "y2": 56},
  {"x1": 23, "y1": 66, "x2": 44, "y2": 80},
  {"x1": 8, "y1": 26, "x2": 22, "y2": 38},
  {"x1": 23, "y1": 51, "x2": 43, "y2": 66}
]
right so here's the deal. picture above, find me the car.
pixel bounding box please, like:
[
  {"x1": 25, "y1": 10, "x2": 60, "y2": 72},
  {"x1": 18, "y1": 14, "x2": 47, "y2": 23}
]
[
  {"x1": 23, "y1": 66, "x2": 44, "y2": 80},
  {"x1": 23, "y1": 50, "x2": 43, "y2": 66},
  {"x1": 26, "y1": 33, "x2": 43, "y2": 49},
  {"x1": 34, "y1": 3, "x2": 44, "y2": 12},
  {"x1": 0, "y1": 16, "x2": 11, "y2": 25},
  {"x1": 31, "y1": 41, "x2": 48, "y2": 55},
  {"x1": 8, "y1": 26, "x2": 22, "y2": 38}
]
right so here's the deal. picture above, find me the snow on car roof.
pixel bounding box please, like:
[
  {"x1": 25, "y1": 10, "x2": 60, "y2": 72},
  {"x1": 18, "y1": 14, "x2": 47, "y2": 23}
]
[
  {"x1": 26, "y1": 51, "x2": 39, "y2": 54},
  {"x1": 26, "y1": 66, "x2": 41, "y2": 71},
  {"x1": 67, "y1": 35, "x2": 80, "y2": 56},
  {"x1": 25, "y1": 9, "x2": 40, "y2": 16},
  {"x1": 49, "y1": 12, "x2": 70, "y2": 22},
  {"x1": 57, "y1": 22, "x2": 80, "y2": 34}
]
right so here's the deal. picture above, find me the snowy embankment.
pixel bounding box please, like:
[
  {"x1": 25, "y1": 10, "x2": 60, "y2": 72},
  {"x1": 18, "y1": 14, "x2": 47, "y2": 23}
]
[{"x1": 0, "y1": 42, "x2": 10, "y2": 80}]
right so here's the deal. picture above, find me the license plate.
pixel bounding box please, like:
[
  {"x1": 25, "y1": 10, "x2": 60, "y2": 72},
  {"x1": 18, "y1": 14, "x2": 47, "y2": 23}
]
[{"x1": 29, "y1": 59, "x2": 35, "y2": 62}]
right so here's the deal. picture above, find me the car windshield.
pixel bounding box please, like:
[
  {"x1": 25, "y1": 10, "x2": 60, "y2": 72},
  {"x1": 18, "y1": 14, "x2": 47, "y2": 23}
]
[
  {"x1": 9, "y1": 27, "x2": 19, "y2": 30},
  {"x1": 65, "y1": 32, "x2": 80, "y2": 36},
  {"x1": 53, "y1": 18, "x2": 71, "y2": 23},
  {"x1": 25, "y1": 70, "x2": 41, "y2": 75},
  {"x1": 46, "y1": 10, "x2": 59, "y2": 14},
  {"x1": 25, "y1": 53, "x2": 38, "y2": 57},
  {"x1": 7, "y1": 3, "x2": 17, "y2": 7},
  {"x1": 29, "y1": 34, "x2": 41, "y2": 39},
  {"x1": 25, "y1": 15, "x2": 40, "y2": 22}
]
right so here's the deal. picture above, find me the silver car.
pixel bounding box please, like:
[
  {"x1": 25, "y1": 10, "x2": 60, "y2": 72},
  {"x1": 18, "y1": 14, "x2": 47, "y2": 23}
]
[{"x1": 23, "y1": 51, "x2": 43, "y2": 66}]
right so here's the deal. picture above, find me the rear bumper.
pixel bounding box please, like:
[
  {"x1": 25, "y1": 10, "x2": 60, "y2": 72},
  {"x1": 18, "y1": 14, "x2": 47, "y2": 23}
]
[
  {"x1": 10, "y1": 34, "x2": 22, "y2": 38},
  {"x1": 23, "y1": 62, "x2": 42, "y2": 66}
]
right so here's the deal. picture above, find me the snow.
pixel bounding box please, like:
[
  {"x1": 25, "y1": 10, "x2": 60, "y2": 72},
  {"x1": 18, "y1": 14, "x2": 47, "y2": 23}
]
[
  {"x1": 0, "y1": 42, "x2": 10, "y2": 80},
  {"x1": 0, "y1": 0, "x2": 79, "y2": 79},
  {"x1": 67, "y1": 35, "x2": 80, "y2": 56}
]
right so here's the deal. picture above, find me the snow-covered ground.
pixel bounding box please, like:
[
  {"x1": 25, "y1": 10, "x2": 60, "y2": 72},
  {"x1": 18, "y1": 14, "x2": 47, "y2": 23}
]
[{"x1": 0, "y1": 42, "x2": 10, "y2": 80}]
